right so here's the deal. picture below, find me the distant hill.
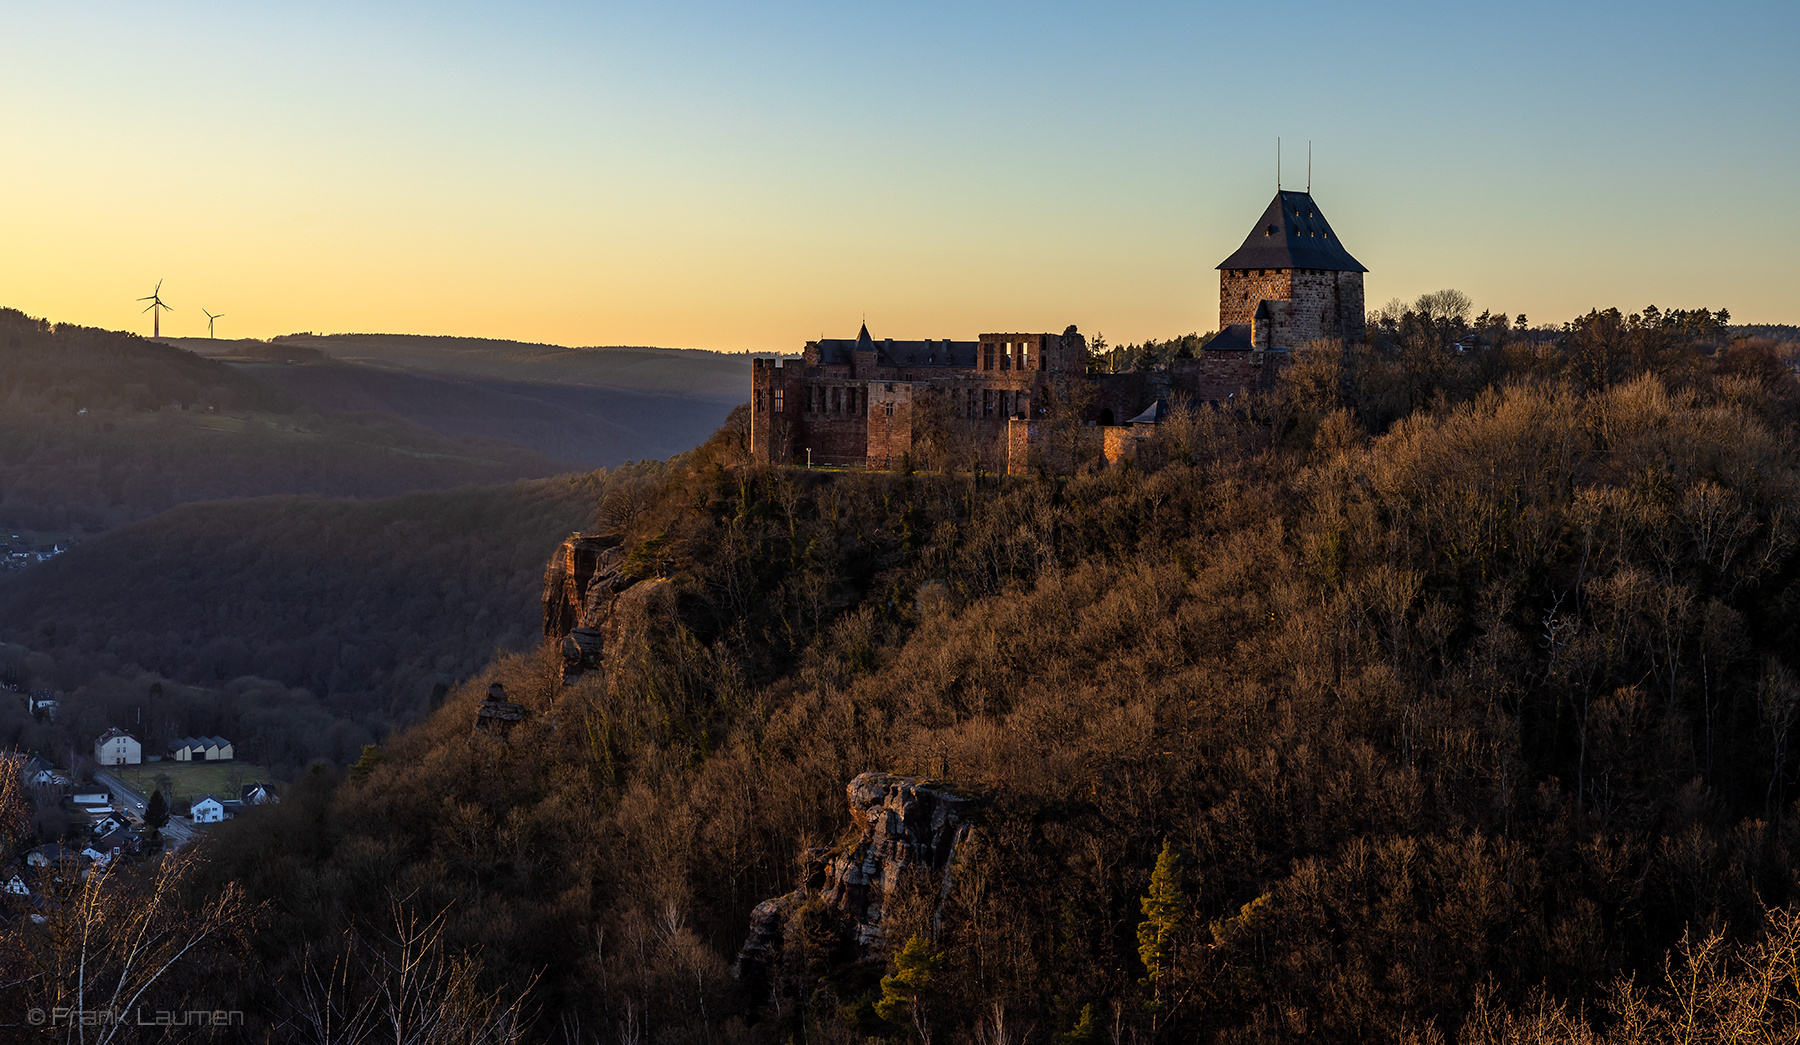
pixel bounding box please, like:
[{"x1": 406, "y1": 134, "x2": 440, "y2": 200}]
[
  {"x1": 0, "y1": 310, "x2": 572, "y2": 534},
  {"x1": 165, "y1": 333, "x2": 755, "y2": 467}
]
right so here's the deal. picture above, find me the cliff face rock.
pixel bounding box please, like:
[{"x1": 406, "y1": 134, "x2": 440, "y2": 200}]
[
  {"x1": 542, "y1": 533, "x2": 670, "y2": 682},
  {"x1": 736, "y1": 772, "x2": 973, "y2": 989},
  {"x1": 472, "y1": 682, "x2": 529, "y2": 736}
]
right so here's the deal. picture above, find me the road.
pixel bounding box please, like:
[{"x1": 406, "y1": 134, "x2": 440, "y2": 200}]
[{"x1": 93, "y1": 768, "x2": 198, "y2": 848}]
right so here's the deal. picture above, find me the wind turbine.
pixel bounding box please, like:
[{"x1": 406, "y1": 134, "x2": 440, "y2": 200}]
[
  {"x1": 137, "y1": 281, "x2": 172, "y2": 338},
  {"x1": 202, "y1": 309, "x2": 224, "y2": 339}
]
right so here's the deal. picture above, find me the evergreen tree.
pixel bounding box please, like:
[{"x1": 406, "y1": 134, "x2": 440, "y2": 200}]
[
  {"x1": 348, "y1": 744, "x2": 384, "y2": 783},
  {"x1": 1137, "y1": 838, "x2": 1185, "y2": 1022},
  {"x1": 143, "y1": 788, "x2": 170, "y2": 832},
  {"x1": 1057, "y1": 1003, "x2": 1103, "y2": 1045},
  {"x1": 875, "y1": 933, "x2": 942, "y2": 1044}
]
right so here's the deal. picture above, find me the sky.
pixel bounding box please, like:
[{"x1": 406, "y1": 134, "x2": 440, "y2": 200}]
[{"x1": 2, "y1": 1, "x2": 1795, "y2": 352}]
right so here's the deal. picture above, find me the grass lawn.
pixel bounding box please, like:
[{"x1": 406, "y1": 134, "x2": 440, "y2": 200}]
[{"x1": 116, "y1": 761, "x2": 275, "y2": 804}]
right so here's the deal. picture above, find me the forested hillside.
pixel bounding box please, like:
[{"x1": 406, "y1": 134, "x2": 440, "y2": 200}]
[
  {"x1": 167, "y1": 331, "x2": 752, "y2": 467},
  {"x1": 0, "y1": 309, "x2": 568, "y2": 533},
  {"x1": 0, "y1": 475, "x2": 607, "y2": 772},
  {"x1": 156, "y1": 306, "x2": 1800, "y2": 1043}
]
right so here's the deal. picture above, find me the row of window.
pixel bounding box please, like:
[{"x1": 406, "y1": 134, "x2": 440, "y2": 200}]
[
  {"x1": 982, "y1": 341, "x2": 1034, "y2": 372},
  {"x1": 755, "y1": 385, "x2": 1030, "y2": 421},
  {"x1": 969, "y1": 388, "x2": 1028, "y2": 419}
]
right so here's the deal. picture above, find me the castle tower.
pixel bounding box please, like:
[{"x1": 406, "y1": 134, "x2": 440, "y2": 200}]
[{"x1": 1216, "y1": 191, "x2": 1366, "y2": 353}]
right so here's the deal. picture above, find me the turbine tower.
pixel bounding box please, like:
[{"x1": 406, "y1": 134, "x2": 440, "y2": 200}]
[
  {"x1": 202, "y1": 309, "x2": 224, "y2": 339},
  {"x1": 137, "y1": 281, "x2": 172, "y2": 338}
]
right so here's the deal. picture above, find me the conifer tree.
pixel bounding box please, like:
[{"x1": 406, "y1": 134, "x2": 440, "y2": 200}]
[
  {"x1": 349, "y1": 744, "x2": 384, "y2": 783},
  {"x1": 1056, "y1": 1003, "x2": 1103, "y2": 1045},
  {"x1": 1137, "y1": 838, "x2": 1185, "y2": 1025},
  {"x1": 143, "y1": 788, "x2": 170, "y2": 834},
  {"x1": 875, "y1": 933, "x2": 942, "y2": 1044}
]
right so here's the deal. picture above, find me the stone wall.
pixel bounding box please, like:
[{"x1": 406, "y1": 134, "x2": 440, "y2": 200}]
[
  {"x1": 1220, "y1": 268, "x2": 1366, "y2": 352},
  {"x1": 1289, "y1": 270, "x2": 1367, "y2": 346},
  {"x1": 750, "y1": 358, "x2": 800, "y2": 465},
  {"x1": 864, "y1": 382, "x2": 916, "y2": 469},
  {"x1": 1169, "y1": 350, "x2": 1272, "y2": 400},
  {"x1": 1005, "y1": 419, "x2": 1106, "y2": 475},
  {"x1": 1220, "y1": 269, "x2": 1294, "y2": 326},
  {"x1": 794, "y1": 378, "x2": 871, "y2": 467}
]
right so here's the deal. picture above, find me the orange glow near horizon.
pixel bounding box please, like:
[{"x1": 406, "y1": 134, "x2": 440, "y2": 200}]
[{"x1": 3, "y1": 4, "x2": 1794, "y2": 354}]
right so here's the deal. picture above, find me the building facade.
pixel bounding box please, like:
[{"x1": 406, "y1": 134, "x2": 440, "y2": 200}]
[
  {"x1": 93, "y1": 728, "x2": 141, "y2": 767},
  {"x1": 749, "y1": 190, "x2": 1366, "y2": 469}
]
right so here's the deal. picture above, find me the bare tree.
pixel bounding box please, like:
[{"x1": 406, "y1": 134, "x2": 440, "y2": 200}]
[
  {"x1": 0, "y1": 851, "x2": 247, "y2": 1044},
  {"x1": 282, "y1": 898, "x2": 531, "y2": 1045}
]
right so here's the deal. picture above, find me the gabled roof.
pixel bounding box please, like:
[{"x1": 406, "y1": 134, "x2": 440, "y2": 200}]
[
  {"x1": 813, "y1": 328, "x2": 980, "y2": 368},
  {"x1": 96, "y1": 728, "x2": 136, "y2": 744},
  {"x1": 1217, "y1": 191, "x2": 1366, "y2": 273}
]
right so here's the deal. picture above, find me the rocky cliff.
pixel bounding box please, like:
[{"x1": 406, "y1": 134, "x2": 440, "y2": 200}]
[
  {"x1": 735, "y1": 772, "x2": 973, "y2": 993},
  {"x1": 542, "y1": 532, "x2": 671, "y2": 683}
]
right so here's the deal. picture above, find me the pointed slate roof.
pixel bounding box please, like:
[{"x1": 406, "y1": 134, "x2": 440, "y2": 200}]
[{"x1": 1217, "y1": 190, "x2": 1366, "y2": 272}]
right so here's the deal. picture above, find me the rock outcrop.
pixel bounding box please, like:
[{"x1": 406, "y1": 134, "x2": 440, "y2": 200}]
[
  {"x1": 542, "y1": 532, "x2": 671, "y2": 683},
  {"x1": 472, "y1": 682, "x2": 529, "y2": 736},
  {"x1": 736, "y1": 772, "x2": 973, "y2": 991}
]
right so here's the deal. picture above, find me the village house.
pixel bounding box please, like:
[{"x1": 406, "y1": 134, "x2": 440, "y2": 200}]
[
  {"x1": 25, "y1": 843, "x2": 78, "y2": 868},
  {"x1": 190, "y1": 795, "x2": 226, "y2": 824},
  {"x1": 3, "y1": 752, "x2": 59, "y2": 786},
  {"x1": 92, "y1": 811, "x2": 133, "y2": 836},
  {"x1": 4, "y1": 865, "x2": 37, "y2": 896},
  {"x1": 94, "y1": 727, "x2": 142, "y2": 766},
  {"x1": 20, "y1": 755, "x2": 58, "y2": 786}
]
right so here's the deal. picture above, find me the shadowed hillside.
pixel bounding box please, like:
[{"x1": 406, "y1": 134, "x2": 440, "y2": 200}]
[
  {"x1": 222, "y1": 358, "x2": 735, "y2": 466},
  {"x1": 0, "y1": 475, "x2": 606, "y2": 725},
  {"x1": 0, "y1": 310, "x2": 571, "y2": 534},
  {"x1": 165, "y1": 332, "x2": 755, "y2": 468}
]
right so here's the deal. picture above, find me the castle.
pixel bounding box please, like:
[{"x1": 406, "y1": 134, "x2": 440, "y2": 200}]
[{"x1": 750, "y1": 189, "x2": 1365, "y2": 470}]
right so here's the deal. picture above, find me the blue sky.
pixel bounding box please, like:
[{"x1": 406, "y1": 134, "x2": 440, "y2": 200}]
[{"x1": 2, "y1": 1, "x2": 1793, "y2": 349}]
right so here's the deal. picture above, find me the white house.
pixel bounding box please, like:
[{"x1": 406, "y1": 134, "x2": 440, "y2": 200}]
[
  {"x1": 16, "y1": 755, "x2": 56, "y2": 786},
  {"x1": 92, "y1": 812, "x2": 132, "y2": 835},
  {"x1": 190, "y1": 796, "x2": 225, "y2": 824},
  {"x1": 94, "y1": 728, "x2": 141, "y2": 766}
]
